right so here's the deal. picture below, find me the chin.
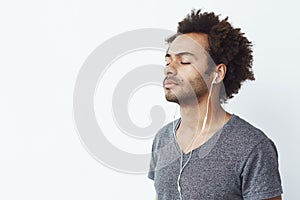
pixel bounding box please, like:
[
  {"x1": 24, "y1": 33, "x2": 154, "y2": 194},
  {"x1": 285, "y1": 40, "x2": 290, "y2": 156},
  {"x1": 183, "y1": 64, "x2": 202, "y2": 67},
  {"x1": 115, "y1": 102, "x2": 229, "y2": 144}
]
[{"x1": 165, "y1": 94, "x2": 179, "y2": 103}]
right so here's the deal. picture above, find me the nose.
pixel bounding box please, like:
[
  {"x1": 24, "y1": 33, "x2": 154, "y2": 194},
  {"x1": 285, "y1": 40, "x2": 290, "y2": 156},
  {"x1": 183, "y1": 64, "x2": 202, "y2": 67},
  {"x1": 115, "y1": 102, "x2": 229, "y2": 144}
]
[{"x1": 164, "y1": 61, "x2": 178, "y2": 76}]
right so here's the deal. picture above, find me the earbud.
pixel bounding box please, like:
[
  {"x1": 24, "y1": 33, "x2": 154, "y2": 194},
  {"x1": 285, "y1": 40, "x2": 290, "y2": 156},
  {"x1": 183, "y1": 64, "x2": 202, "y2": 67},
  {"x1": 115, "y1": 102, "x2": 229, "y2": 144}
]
[{"x1": 213, "y1": 72, "x2": 219, "y2": 84}]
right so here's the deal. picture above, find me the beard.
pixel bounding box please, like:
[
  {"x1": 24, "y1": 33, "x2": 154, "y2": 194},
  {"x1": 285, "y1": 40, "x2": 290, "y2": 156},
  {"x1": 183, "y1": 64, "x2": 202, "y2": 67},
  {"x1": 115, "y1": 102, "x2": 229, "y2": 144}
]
[{"x1": 164, "y1": 74, "x2": 208, "y2": 105}]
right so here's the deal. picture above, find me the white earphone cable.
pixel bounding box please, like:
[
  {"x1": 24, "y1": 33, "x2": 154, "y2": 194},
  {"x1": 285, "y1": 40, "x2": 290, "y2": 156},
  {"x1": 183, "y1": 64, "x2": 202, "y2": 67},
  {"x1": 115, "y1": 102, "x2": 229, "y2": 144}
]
[{"x1": 173, "y1": 73, "x2": 218, "y2": 200}]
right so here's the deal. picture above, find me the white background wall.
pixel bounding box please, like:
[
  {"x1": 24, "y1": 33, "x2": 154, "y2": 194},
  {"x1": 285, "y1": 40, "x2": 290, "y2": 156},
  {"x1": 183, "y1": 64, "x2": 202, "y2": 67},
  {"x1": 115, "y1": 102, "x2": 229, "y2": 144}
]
[{"x1": 1, "y1": 0, "x2": 299, "y2": 199}]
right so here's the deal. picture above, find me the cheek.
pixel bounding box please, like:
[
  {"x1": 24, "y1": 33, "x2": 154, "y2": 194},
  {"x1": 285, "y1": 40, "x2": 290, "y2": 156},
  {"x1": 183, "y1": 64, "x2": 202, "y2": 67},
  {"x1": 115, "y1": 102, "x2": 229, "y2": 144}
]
[{"x1": 179, "y1": 66, "x2": 204, "y2": 83}]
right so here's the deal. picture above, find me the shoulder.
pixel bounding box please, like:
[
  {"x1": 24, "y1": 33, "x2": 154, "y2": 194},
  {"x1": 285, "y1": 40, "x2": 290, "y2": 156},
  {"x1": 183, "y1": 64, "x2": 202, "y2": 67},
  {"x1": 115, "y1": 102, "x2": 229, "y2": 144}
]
[
  {"x1": 219, "y1": 114, "x2": 278, "y2": 159},
  {"x1": 151, "y1": 119, "x2": 178, "y2": 151},
  {"x1": 226, "y1": 114, "x2": 271, "y2": 146}
]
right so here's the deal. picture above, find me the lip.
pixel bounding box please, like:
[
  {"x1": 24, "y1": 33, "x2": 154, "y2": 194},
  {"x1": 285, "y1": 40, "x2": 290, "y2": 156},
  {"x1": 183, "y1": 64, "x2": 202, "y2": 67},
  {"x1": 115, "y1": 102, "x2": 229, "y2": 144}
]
[{"x1": 163, "y1": 79, "x2": 178, "y2": 88}]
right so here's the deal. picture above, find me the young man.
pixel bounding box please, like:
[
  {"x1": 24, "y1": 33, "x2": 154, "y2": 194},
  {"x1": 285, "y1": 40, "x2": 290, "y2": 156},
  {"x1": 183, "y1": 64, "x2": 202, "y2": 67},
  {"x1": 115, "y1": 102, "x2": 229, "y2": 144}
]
[{"x1": 148, "y1": 10, "x2": 283, "y2": 200}]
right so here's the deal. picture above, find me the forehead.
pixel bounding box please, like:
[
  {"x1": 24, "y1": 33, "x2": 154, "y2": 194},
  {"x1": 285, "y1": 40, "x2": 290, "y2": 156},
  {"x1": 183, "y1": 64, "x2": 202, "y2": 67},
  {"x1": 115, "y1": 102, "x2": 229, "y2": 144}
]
[{"x1": 167, "y1": 33, "x2": 209, "y2": 56}]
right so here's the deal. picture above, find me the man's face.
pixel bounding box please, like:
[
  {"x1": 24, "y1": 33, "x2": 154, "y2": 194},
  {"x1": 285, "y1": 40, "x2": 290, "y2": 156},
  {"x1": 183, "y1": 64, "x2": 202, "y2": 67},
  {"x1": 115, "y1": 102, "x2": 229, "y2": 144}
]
[{"x1": 163, "y1": 33, "x2": 211, "y2": 104}]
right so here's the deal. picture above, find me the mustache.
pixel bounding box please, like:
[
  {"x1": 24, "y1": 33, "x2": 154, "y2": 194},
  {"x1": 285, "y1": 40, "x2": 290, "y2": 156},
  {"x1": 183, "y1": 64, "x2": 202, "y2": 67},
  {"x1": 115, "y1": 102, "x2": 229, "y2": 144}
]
[{"x1": 163, "y1": 76, "x2": 182, "y2": 84}]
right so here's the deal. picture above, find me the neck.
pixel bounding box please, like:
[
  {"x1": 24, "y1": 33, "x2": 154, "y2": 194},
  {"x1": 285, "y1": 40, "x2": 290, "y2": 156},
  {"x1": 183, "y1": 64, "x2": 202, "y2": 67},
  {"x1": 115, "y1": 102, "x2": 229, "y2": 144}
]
[{"x1": 178, "y1": 93, "x2": 228, "y2": 137}]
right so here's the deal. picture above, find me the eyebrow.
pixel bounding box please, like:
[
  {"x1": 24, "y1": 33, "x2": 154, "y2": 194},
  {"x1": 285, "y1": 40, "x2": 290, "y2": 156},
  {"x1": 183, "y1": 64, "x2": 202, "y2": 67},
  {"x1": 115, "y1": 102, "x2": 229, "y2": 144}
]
[{"x1": 165, "y1": 52, "x2": 196, "y2": 58}]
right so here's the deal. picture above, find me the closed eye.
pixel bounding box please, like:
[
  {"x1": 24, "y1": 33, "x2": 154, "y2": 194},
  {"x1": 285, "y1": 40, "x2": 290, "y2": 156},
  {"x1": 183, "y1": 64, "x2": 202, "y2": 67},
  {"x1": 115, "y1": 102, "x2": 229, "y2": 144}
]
[{"x1": 181, "y1": 62, "x2": 191, "y2": 65}]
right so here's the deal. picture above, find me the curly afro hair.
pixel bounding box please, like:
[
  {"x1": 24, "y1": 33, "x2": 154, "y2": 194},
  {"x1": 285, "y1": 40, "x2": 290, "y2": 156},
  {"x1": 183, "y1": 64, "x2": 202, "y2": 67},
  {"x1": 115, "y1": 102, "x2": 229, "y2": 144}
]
[{"x1": 166, "y1": 9, "x2": 255, "y2": 103}]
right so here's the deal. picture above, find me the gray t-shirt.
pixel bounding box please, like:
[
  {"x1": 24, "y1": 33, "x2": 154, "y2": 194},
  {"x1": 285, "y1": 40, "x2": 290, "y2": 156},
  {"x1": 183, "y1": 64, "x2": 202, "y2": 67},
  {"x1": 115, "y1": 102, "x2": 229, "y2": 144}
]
[{"x1": 148, "y1": 114, "x2": 282, "y2": 200}]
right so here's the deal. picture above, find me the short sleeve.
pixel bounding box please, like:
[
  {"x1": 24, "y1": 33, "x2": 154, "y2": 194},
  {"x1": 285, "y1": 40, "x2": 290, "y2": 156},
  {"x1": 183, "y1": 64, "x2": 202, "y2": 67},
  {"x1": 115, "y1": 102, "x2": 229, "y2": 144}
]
[
  {"x1": 241, "y1": 138, "x2": 283, "y2": 200},
  {"x1": 148, "y1": 138, "x2": 157, "y2": 180}
]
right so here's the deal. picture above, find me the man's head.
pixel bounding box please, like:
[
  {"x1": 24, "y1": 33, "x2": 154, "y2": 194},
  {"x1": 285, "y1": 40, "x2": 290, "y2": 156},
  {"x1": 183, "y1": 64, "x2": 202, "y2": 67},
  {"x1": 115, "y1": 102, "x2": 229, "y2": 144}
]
[
  {"x1": 164, "y1": 9, "x2": 254, "y2": 103},
  {"x1": 163, "y1": 33, "x2": 212, "y2": 105}
]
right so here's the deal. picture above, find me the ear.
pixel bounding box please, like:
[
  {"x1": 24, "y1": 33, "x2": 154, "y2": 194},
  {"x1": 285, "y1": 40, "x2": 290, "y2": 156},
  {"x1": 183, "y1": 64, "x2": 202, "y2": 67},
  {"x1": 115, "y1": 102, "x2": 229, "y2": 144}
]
[{"x1": 214, "y1": 63, "x2": 227, "y2": 84}]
